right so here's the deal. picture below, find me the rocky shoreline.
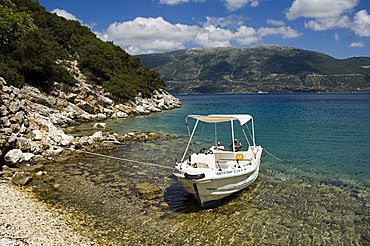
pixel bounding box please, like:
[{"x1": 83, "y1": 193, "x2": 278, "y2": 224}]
[
  {"x1": 0, "y1": 69, "x2": 180, "y2": 179},
  {"x1": 0, "y1": 64, "x2": 181, "y2": 244}
]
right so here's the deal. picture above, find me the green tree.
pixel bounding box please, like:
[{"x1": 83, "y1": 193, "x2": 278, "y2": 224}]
[{"x1": 0, "y1": 0, "x2": 36, "y2": 53}]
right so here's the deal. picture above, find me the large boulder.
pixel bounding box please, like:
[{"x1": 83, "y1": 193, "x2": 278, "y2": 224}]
[
  {"x1": 115, "y1": 104, "x2": 134, "y2": 114},
  {"x1": 4, "y1": 149, "x2": 25, "y2": 165},
  {"x1": 90, "y1": 131, "x2": 104, "y2": 142},
  {"x1": 98, "y1": 95, "x2": 113, "y2": 106},
  {"x1": 111, "y1": 111, "x2": 128, "y2": 118},
  {"x1": 48, "y1": 129, "x2": 73, "y2": 146}
]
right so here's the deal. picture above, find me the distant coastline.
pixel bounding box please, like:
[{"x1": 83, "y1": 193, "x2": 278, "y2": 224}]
[{"x1": 138, "y1": 46, "x2": 370, "y2": 94}]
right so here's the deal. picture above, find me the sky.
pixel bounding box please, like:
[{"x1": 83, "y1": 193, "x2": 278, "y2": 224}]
[{"x1": 38, "y1": 0, "x2": 370, "y2": 58}]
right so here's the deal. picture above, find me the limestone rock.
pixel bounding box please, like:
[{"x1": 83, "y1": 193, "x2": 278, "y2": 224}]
[
  {"x1": 0, "y1": 105, "x2": 8, "y2": 116},
  {"x1": 0, "y1": 116, "x2": 11, "y2": 127},
  {"x1": 99, "y1": 95, "x2": 113, "y2": 106},
  {"x1": 1, "y1": 128, "x2": 13, "y2": 136},
  {"x1": 46, "y1": 146, "x2": 64, "y2": 156},
  {"x1": 48, "y1": 129, "x2": 73, "y2": 146},
  {"x1": 4, "y1": 149, "x2": 25, "y2": 165},
  {"x1": 32, "y1": 130, "x2": 43, "y2": 141},
  {"x1": 9, "y1": 100, "x2": 20, "y2": 113},
  {"x1": 79, "y1": 136, "x2": 93, "y2": 145},
  {"x1": 23, "y1": 152, "x2": 35, "y2": 162},
  {"x1": 0, "y1": 76, "x2": 6, "y2": 86},
  {"x1": 35, "y1": 170, "x2": 47, "y2": 177},
  {"x1": 93, "y1": 123, "x2": 106, "y2": 129},
  {"x1": 90, "y1": 131, "x2": 104, "y2": 142},
  {"x1": 111, "y1": 111, "x2": 128, "y2": 118},
  {"x1": 10, "y1": 123, "x2": 20, "y2": 133},
  {"x1": 15, "y1": 111, "x2": 25, "y2": 124},
  {"x1": 16, "y1": 137, "x2": 32, "y2": 152},
  {"x1": 96, "y1": 113, "x2": 107, "y2": 120}
]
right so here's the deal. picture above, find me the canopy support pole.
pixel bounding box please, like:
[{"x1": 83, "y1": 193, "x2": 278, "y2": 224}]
[
  {"x1": 242, "y1": 127, "x2": 255, "y2": 159},
  {"x1": 231, "y1": 119, "x2": 235, "y2": 152},
  {"x1": 252, "y1": 118, "x2": 256, "y2": 147},
  {"x1": 181, "y1": 119, "x2": 199, "y2": 162},
  {"x1": 214, "y1": 123, "x2": 217, "y2": 146}
]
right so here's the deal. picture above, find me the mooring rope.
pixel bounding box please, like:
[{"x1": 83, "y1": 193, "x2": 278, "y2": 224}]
[
  {"x1": 62, "y1": 146, "x2": 283, "y2": 171},
  {"x1": 67, "y1": 148, "x2": 174, "y2": 170},
  {"x1": 263, "y1": 148, "x2": 284, "y2": 162}
]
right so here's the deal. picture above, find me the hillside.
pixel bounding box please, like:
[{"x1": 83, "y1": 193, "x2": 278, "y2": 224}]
[
  {"x1": 0, "y1": 0, "x2": 164, "y2": 100},
  {"x1": 137, "y1": 46, "x2": 370, "y2": 93}
]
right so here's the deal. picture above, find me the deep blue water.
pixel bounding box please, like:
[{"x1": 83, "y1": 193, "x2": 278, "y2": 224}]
[{"x1": 110, "y1": 93, "x2": 370, "y2": 186}]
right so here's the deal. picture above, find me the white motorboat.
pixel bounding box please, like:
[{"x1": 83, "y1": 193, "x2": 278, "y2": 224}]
[{"x1": 173, "y1": 114, "x2": 263, "y2": 206}]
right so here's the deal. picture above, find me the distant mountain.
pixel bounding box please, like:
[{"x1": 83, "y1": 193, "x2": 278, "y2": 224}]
[{"x1": 137, "y1": 46, "x2": 370, "y2": 93}]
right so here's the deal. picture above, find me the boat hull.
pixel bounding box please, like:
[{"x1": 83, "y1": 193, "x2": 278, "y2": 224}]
[
  {"x1": 176, "y1": 167, "x2": 260, "y2": 204},
  {"x1": 174, "y1": 146, "x2": 263, "y2": 205}
]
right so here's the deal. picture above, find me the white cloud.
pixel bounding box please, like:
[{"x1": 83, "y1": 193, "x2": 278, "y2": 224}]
[
  {"x1": 234, "y1": 26, "x2": 258, "y2": 45},
  {"x1": 159, "y1": 0, "x2": 205, "y2": 5},
  {"x1": 349, "y1": 41, "x2": 365, "y2": 47},
  {"x1": 266, "y1": 19, "x2": 285, "y2": 26},
  {"x1": 224, "y1": 0, "x2": 259, "y2": 11},
  {"x1": 103, "y1": 17, "x2": 199, "y2": 54},
  {"x1": 204, "y1": 15, "x2": 245, "y2": 29},
  {"x1": 285, "y1": 0, "x2": 370, "y2": 39},
  {"x1": 51, "y1": 8, "x2": 81, "y2": 22},
  {"x1": 285, "y1": 0, "x2": 356, "y2": 31},
  {"x1": 100, "y1": 16, "x2": 300, "y2": 54},
  {"x1": 286, "y1": 0, "x2": 358, "y2": 20},
  {"x1": 352, "y1": 10, "x2": 370, "y2": 37},
  {"x1": 334, "y1": 33, "x2": 340, "y2": 41},
  {"x1": 258, "y1": 26, "x2": 301, "y2": 39},
  {"x1": 304, "y1": 15, "x2": 351, "y2": 31}
]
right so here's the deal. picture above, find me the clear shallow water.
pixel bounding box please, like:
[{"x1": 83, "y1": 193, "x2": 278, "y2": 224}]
[
  {"x1": 110, "y1": 93, "x2": 370, "y2": 186},
  {"x1": 30, "y1": 93, "x2": 370, "y2": 245}
]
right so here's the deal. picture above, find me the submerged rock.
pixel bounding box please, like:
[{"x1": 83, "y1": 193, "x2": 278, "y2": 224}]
[
  {"x1": 136, "y1": 181, "x2": 163, "y2": 199},
  {"x1": 12, "y1": 171, "x2": 33, "y2": 186},
  {"x1": 93, "y1": 123, "x2": 106, "y2": 129}
]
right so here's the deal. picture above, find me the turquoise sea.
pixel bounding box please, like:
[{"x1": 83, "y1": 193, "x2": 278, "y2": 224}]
[
  {"x1": 111, "y1": 93, "x2": 370, "y2": 186},
  {"x1": 33, "y1": 93, "x2": 370, "y2": 245}
]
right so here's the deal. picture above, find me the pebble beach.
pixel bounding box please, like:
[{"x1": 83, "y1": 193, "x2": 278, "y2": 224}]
[{"x1": 0, "y1": 182, "x2": 94, "y2": 246}]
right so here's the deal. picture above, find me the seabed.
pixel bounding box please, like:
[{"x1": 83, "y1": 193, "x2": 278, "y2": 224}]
[{"x1": 29, "y1": 136, "x2": 370, "y2": 245}]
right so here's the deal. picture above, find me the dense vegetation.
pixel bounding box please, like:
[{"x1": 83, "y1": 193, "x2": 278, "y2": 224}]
[
  {"x1": 138, "y1": 46, "x2": 370, "y2": 93},
  {"x1": 0, "y1": 0, "x2": 164, "y2": 99}
]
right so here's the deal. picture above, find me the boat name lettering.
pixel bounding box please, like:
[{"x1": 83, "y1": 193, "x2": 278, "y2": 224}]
[{"x1": 216, "y1": 168, "x2": 243, "y2": 175}]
